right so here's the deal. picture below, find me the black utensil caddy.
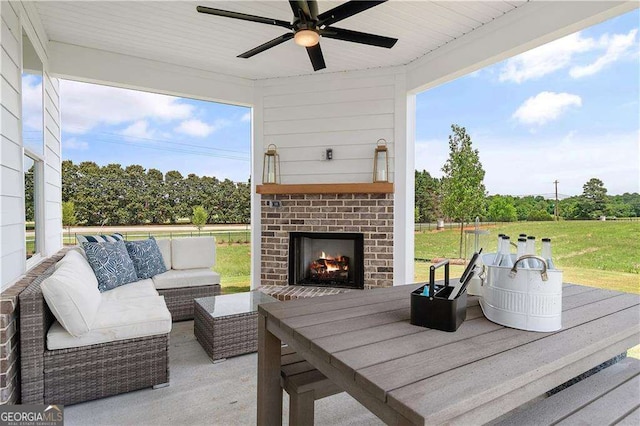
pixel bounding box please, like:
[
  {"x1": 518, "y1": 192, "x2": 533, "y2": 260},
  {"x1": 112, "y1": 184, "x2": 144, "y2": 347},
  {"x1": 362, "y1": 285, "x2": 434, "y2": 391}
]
[{"x1": 410, "y1": 259, "x2": 467, "y2": 332}]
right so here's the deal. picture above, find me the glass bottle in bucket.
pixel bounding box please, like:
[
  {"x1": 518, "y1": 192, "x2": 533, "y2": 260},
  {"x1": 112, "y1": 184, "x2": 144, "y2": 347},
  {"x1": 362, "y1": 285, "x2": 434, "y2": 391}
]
[
  {"x1": 516, "y1": 237, "x2": 528, "y2": 269},
  {"x1": 541, "y1": 238, "x2": 555, "y2": 269},
  {"x1": 526, "y1": 236, "x2": 540, "y2": 268},
  {"x1": 493, "y1": 234, "x2": 505, "y2": 266},
  {"x1": 499, "y1": 236, "x2": 514, "y2": 267}
]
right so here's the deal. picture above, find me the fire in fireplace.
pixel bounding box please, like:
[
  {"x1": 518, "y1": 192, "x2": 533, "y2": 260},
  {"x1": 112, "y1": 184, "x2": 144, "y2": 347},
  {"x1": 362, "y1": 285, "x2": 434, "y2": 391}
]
[
  {"x1": 289, "y1": 232, "x2": 364, "y2": 289},
  {"x1": 309, "y1": 252, "x2": 350, "y2": 283}
]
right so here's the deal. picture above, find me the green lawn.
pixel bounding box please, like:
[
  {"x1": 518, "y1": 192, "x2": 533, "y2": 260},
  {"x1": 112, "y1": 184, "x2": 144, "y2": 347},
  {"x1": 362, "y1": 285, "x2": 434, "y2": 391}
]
[
  {"x1": 415, "y1": 221, "x2": 640, "y2": 294},
  {"x1": 216, "y1": 244, "x2": 251, "y2": 293}
]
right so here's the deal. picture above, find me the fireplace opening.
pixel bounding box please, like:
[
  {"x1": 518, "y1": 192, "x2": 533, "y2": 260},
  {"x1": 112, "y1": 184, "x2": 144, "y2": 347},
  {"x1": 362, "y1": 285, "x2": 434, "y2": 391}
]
[{"x1": 288, "y1": 232, "x2": 364, "y2": 289}]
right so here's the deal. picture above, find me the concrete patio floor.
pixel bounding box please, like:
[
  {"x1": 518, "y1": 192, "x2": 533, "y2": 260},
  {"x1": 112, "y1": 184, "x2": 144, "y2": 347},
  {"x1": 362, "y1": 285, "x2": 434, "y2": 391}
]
[{"x1": 64, "y1": 321, "x2": 383, "y2": 426}]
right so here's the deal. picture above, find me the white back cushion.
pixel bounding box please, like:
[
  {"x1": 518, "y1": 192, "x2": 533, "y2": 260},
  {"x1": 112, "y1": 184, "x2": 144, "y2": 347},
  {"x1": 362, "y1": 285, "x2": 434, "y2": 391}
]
[
  {"x1": 155, "y1": 238, "x2": 172, "y2": 269},
  {"x1": 171, "y1": 237, "x2": 216, "y2": 270},
  {"x1": 42, "y1": 250, "x2": 102, "y2": 337}
]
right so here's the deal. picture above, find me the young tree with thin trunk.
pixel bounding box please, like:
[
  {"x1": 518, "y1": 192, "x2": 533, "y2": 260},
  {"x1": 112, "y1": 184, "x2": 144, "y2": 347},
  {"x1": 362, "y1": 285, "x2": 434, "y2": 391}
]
[
  {"x1": 440, "y1": 125, "x2": 487, "y2": 258},
  {"x1": 192, "y1": 205, "x2": 208, "y2": 235},
  {"x1": 62, "y1": 201, "x2": 77, "y2": 243}
]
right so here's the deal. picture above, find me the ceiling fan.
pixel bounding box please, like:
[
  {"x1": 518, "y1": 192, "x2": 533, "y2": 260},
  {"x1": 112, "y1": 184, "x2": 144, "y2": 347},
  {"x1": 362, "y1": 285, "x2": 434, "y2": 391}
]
[{"x1": 196, "y1": 1, "x2": 398, "y2": 71}]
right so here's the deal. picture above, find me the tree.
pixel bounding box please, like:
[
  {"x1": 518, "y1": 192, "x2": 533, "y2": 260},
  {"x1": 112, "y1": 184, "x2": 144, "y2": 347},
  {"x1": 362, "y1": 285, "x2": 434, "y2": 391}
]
[
  {"x1": 581, "y1": 178, "x2": 608, "y2": 218},
  {"x1": 192, "y1": 205, "x2": 208, "y2": 233},
  {"x1": 487, "y1": 196, "x2": 517, "y2": 222},
  {"x1": 527, "y1": 209, "x2": 553, "y2": 221},
  {"x1": 62, "y1": 201, "x2": 77, "y2": 242},
  {"x1": 24, "y1": 162, "x2": 35, "y2": 223},
  {"x1": 414, "y1": 170, "x2": 441, "y2": 222},
  {"x1": 440, "y1": 125, "x2": 487, "y2": 257}
]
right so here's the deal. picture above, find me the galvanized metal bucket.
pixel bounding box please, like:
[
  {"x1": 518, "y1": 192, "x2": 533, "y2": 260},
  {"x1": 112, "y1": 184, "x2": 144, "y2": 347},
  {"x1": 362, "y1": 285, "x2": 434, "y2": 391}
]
[{"x1": 479, "y1": 253, "x2": 563, "y2": 332}]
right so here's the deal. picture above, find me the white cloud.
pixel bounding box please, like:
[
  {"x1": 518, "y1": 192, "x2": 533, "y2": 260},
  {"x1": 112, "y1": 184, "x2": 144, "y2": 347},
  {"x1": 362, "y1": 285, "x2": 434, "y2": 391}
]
[
  {"x1": 60, "y1": 80, "x2": 193, "y2": 134},
  {"x1": 121, "y1": 120, "x2": 155, "y2": 139},
  {"x1": 512, "y1": 92, "x2": 582, "y2": 126},
  {"x1": 21, "y1": 74, "x2": 43, "y2": 131},
  {"x1": 175, "y1": 119, "x2": 226, "y2": 137},
  {"x1": 415, "y1": 131, "x2": 639, "y2": 196},
  {"x1": 241, "y1": 112, "x2": 251, "y2": 122},
  {"x1": 570, "y1": 29, "x2": 638, "y2": 78},
  {"x1": 499, "y1": 33, "x2": 595, "y2": 83},
  {"x1": 499, "y1": 29, "x2": 638, "y2": 83},
  {"x1": 63, "y1": 137, "x2": 89, "y2": 151}
]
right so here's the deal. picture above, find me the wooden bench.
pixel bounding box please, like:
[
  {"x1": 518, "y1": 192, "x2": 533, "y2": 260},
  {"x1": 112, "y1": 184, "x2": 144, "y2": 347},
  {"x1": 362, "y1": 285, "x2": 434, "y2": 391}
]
[
  {"x1": 496, "y1": 357, "x2": 640, "y2": 425},
  {"x1": 282, "y1": 348, "x2": 639, "y2": 426},
  {"x1": 281, "y1": 346, "x2": 343, "y2": 426}
]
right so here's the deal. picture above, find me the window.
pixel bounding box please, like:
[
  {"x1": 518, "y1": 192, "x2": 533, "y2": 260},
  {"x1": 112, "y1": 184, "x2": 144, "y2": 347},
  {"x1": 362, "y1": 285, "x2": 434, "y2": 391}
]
[
  {"x1": 22, "y1": 29, "x2": 44, "y2": 266},
  {"x1": 22, "y1": 29, "x2": 44, "y2": 156}
]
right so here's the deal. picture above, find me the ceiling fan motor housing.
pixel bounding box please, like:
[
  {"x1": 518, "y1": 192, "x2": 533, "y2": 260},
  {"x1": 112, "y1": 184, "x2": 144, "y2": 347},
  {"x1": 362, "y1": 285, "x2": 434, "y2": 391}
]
[{"x1": 197, "y1": 0, "x2": 398, "y2": 71}]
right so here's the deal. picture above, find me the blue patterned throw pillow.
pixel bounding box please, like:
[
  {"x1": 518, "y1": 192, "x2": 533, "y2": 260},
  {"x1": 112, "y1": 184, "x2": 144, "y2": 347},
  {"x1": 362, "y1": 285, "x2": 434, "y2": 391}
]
[
  {"x1": 125, "y1": 237, "x2": 168, "y2": 280},
  {"x1": 83, "y1": 240, "x2": 139, "y2": 292}
]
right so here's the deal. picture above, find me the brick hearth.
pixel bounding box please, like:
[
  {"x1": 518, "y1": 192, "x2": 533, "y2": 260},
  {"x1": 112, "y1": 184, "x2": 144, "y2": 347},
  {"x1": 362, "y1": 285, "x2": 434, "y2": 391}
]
[{"x1": 260, "y1": 193, "x2": 393, "y2": 288}]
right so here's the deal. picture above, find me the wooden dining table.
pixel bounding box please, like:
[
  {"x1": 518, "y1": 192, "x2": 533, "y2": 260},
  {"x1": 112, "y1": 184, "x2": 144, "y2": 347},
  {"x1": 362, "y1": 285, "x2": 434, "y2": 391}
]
[{"x1": 256, "y1": 283, "x2": 640, "y2": 425}]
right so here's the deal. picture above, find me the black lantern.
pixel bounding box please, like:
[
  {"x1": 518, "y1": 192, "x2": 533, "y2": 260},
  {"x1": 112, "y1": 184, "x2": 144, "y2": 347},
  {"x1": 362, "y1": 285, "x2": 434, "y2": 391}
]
[
  {"x1": 262, "y1": 144, "x2": 280, "y2": 184},
  {"x1": 373, "y1": 139, "x2": 389, "y2": 183}
]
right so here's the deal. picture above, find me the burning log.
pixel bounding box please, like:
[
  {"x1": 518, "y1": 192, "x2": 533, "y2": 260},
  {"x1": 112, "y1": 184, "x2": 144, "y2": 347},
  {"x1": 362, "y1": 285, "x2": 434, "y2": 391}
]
[{"x1": 309, "y1": 255, "x2": 350, "y2": 282}]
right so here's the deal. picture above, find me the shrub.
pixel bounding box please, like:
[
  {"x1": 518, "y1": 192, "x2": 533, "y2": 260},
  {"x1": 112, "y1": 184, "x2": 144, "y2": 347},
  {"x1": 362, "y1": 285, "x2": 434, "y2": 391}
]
[{"x1": 527, "y1": 209, "x2": 553, "y2": 221}]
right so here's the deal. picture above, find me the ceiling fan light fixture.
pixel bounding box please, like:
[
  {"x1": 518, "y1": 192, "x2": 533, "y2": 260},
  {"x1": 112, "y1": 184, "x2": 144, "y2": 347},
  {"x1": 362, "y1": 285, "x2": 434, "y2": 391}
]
[{"x1": 294, "y1": 29, "x2": 320, "y2": 47}]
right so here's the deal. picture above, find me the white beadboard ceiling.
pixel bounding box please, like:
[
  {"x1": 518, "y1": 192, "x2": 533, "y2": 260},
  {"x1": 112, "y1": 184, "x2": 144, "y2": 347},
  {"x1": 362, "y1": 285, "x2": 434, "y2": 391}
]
[{"x1": 35, "y1": 1, "x2": 526, "y2": 80}]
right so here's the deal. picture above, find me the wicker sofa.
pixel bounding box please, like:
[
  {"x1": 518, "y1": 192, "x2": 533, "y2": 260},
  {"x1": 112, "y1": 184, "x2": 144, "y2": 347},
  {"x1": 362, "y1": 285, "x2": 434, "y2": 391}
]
[
  {"x1": 19, "y1": 237, "x2": 221, "y2": 405},
  {"x1": 153, "y1": 237, "x2": 222, "y2": 321}
]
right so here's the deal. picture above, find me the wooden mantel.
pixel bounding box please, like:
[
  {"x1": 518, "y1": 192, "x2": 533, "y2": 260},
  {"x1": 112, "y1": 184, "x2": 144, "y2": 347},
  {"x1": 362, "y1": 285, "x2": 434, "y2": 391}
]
[{"x1": 256, "y1": 183, "x2": 394, "y2": 195}]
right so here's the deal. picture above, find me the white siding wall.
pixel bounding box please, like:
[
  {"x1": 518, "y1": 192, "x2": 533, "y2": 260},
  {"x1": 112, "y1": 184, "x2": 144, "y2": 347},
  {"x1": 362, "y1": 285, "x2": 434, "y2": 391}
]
[
  {"x1": 1, "y1": 2, "x2": 25, "y2": 289},
  {"x1": 258, "y1": 68, "x2": 403, "y2": 184},
  {"x1": 0, "y1": 1, "x2": 62, "y2": 291},
  {"x1": 251, "y1": 68, "x2": 414, "y2": 288}
]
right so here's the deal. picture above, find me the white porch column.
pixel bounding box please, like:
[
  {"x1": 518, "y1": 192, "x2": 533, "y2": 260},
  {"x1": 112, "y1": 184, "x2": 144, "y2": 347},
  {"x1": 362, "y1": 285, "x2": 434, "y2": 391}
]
[
  {"x1": 250, "y1": 85, "x2": 264, "y2": 290},
  {"x1": 393, "y1": 72, "x2": 416, "y2": 286}
]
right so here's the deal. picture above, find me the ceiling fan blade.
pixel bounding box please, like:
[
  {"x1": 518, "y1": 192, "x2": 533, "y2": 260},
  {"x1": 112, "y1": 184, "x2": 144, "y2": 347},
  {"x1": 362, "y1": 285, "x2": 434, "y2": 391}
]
[
  {"x1": 237, "y1": 33, "x2": 294, "y2": 59},
  {"x1": 197, "y1": 6, "x2": 292, "y2": 29},
  {"x1": 321, "y1": 26, "x2": 397, "y2": 48},
  {"x1": 317, "y1": 1, "x2": 387, "y2": 27},
  {"x1": 306, "y1": 44, "x2": 326, "y2": 71}
]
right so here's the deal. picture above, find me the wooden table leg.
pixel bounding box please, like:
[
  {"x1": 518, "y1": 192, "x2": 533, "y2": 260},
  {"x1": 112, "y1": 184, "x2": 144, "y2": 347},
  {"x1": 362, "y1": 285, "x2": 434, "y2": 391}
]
[{"x1": 257, "y1": 312, "x2": 282, "y2": 425}]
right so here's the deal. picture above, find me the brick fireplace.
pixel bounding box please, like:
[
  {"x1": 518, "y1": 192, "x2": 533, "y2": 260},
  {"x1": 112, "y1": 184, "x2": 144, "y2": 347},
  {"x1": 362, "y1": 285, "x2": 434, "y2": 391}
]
[{"x1": 260, "y1": 191, "x2": 393, "y2": 289}]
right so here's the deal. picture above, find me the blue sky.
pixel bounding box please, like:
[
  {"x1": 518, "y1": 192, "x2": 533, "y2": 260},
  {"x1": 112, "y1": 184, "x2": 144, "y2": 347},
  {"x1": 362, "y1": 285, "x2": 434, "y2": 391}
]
[
  {"x1": 416, "y1": 10, "x2": 639, "y2": 196},
  {"x1": 22, "y1": 10, "x2": 637, "y2": 196},
  {"x1": 55, "y1": 83, "x2": 251, "y2": 181}
]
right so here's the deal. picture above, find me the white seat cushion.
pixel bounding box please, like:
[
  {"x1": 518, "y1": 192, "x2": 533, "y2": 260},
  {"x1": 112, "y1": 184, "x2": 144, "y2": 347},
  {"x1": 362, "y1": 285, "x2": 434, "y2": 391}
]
[
  {"x1": 42, "y1": 250, "x2": 102, "y2": 337},
  {"x1": 171, "y1": 237, "x2": 215, "y2": 270},
  {"x1": 155, "y1": 238, "x2": 172, "y2": 269},
  {"x1": 152, "y1": 268, "x2": 220, "y2": 290},
  {"x1": 101, "y1": 279, "x2": 158, "y2": 301},
  {"x1": 47, "y1": 296, "x2": 172, "y2": 350}
]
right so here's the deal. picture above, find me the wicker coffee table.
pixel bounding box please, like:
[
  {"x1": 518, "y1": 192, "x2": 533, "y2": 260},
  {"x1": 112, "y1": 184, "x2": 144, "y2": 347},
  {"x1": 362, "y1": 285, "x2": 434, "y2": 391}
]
[{"x1": 194, "y1": 290, "x2": 276, "y2": 361}]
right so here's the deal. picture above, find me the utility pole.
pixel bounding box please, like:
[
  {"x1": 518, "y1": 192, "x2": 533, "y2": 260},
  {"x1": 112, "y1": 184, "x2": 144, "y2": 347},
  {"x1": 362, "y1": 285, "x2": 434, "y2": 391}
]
[{"x1": 553, "y1": 180, "x2": 559, "y2": 221}]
